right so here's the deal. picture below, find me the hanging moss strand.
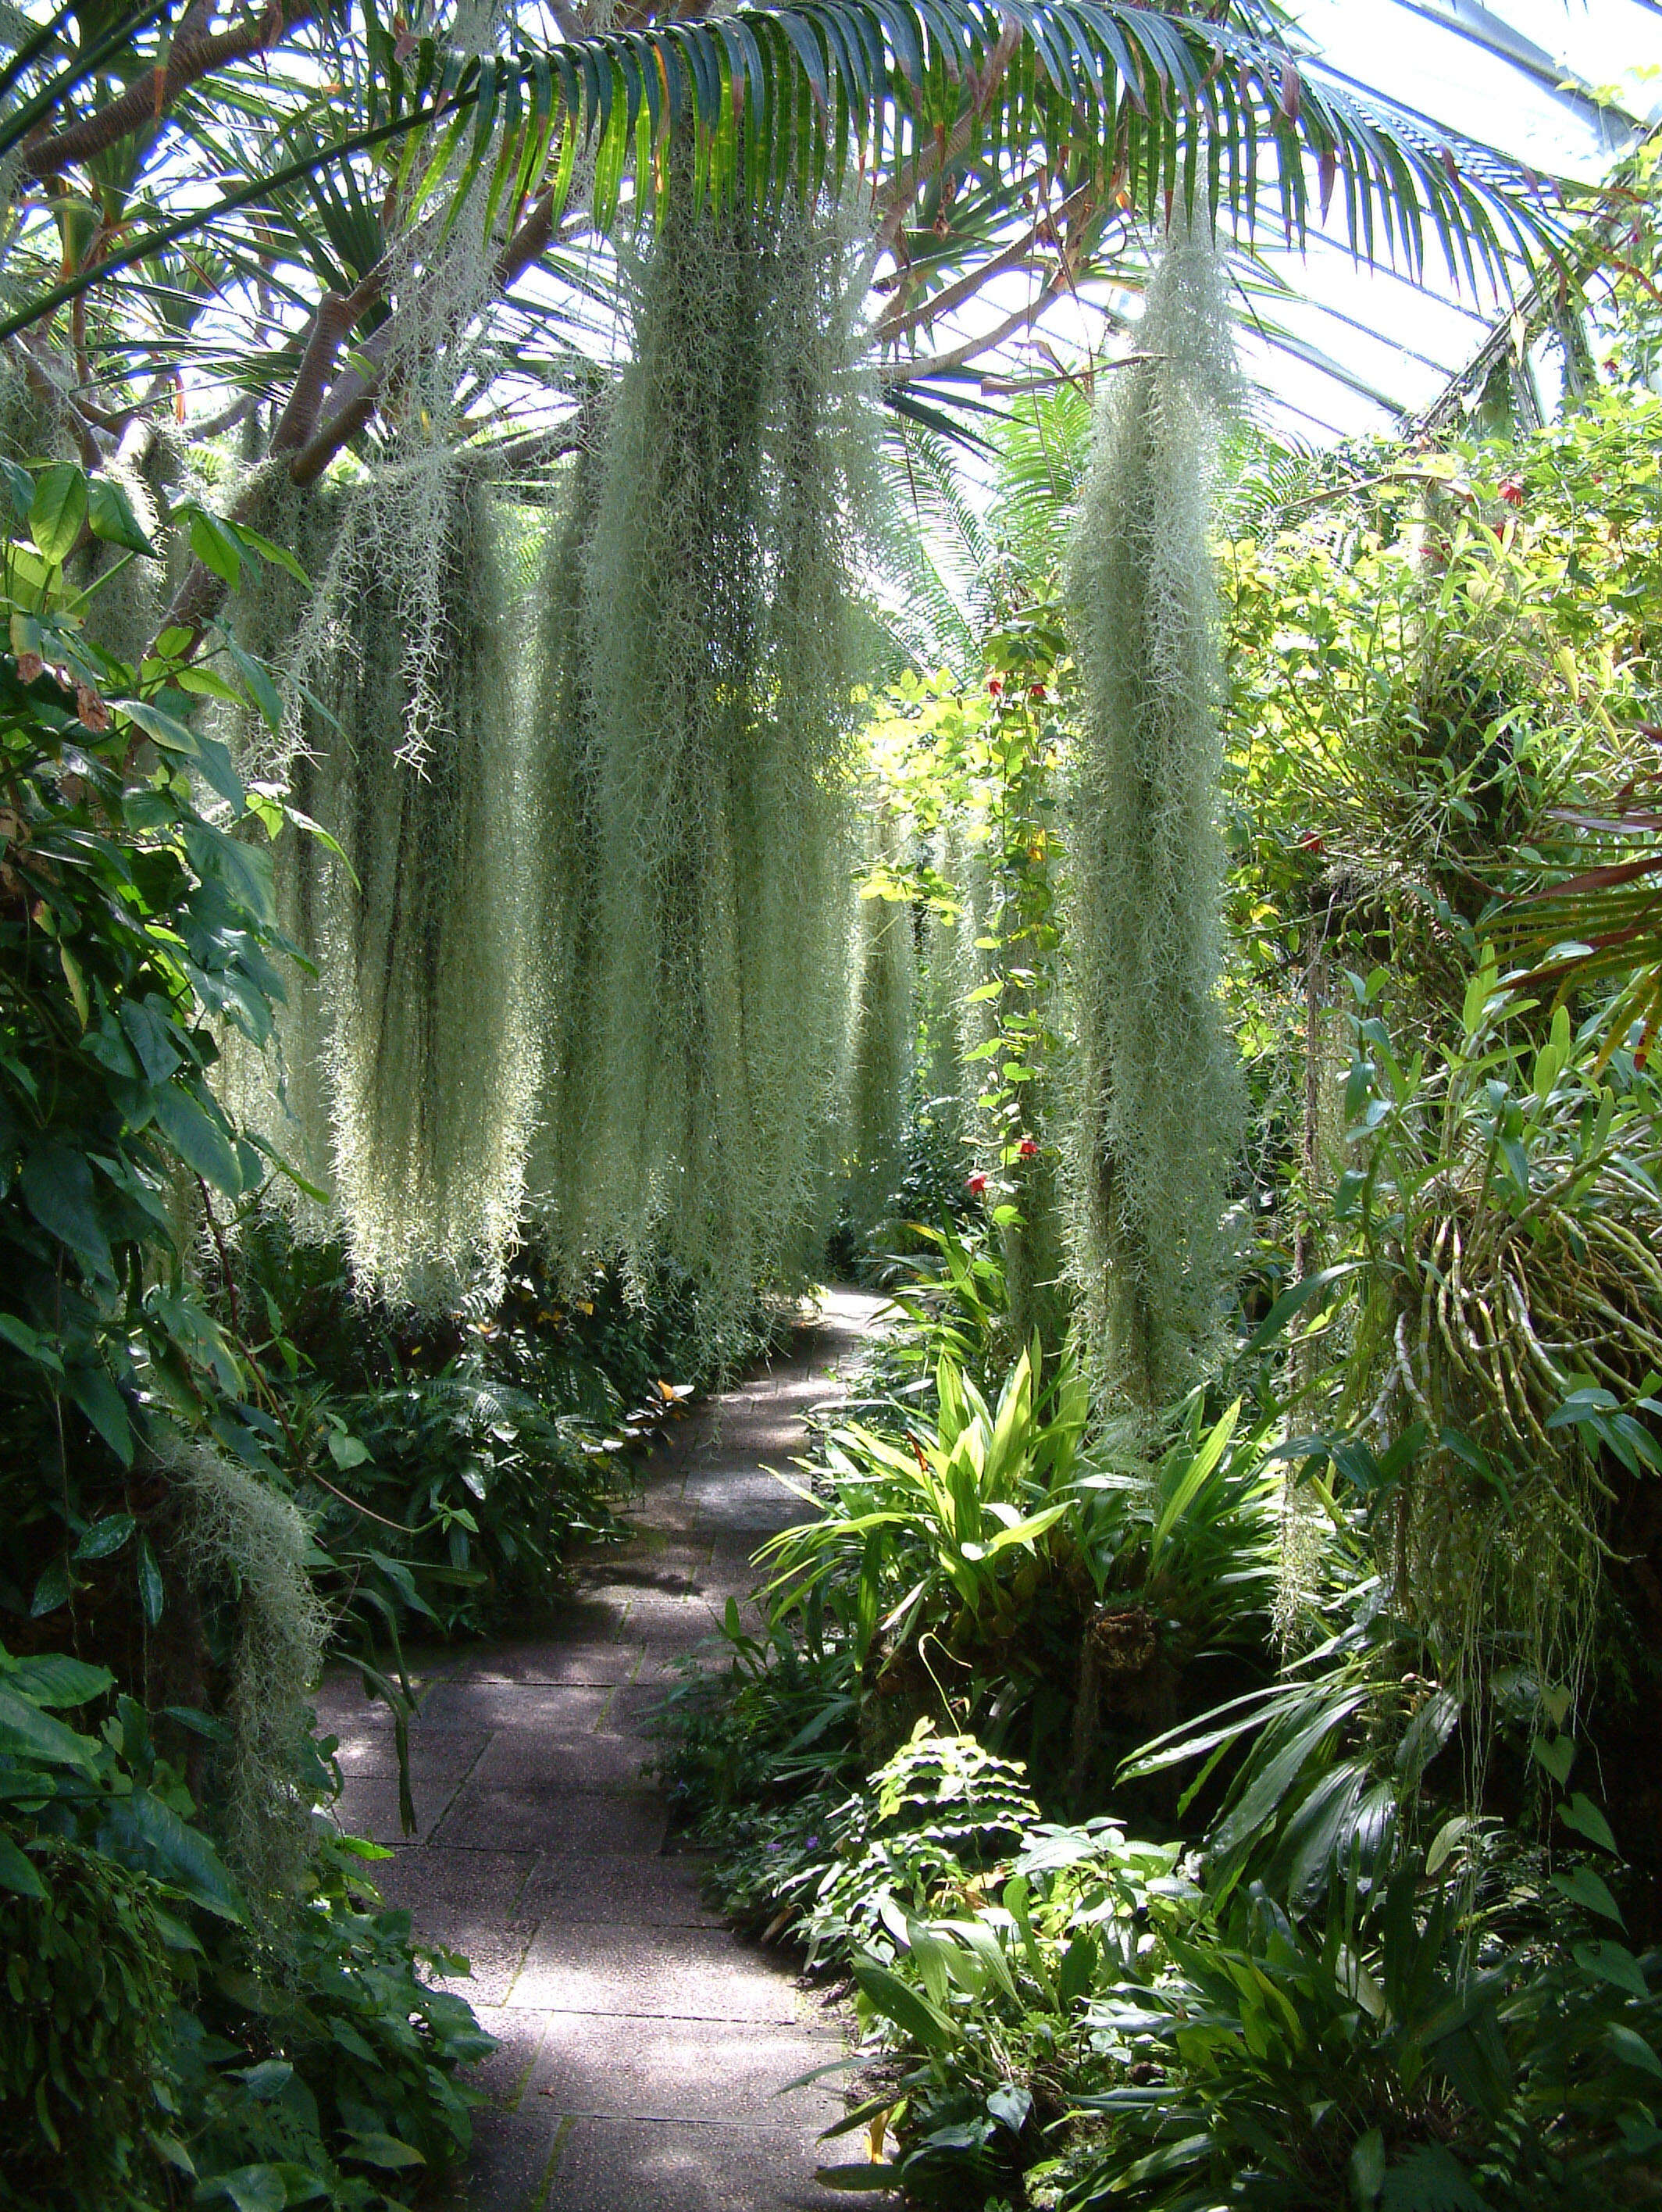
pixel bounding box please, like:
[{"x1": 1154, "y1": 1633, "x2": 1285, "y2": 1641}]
[{"x1": 1065, "y1": 227, "x2": 1244, "y2": 1416}]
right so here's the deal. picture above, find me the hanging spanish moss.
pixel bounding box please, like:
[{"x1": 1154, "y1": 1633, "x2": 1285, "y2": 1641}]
[
  {"x1": 293, "y1": 476, "x2": 534, "y2": 1304},
  {"x1": 210, "y1": 182, "x2": 537, "y2": 1302},
  {"x1": 521, "y1": 441, "x2": 606, "y2": 1254},
  {"x1": 571, "y1": 180, "x2": 876, "y2": 1349},
  {"x1": 1065, "y1": 226, "x2": 1243, "y2": 1417},
  {"x1": 166, "y1": 1432, "x2": 329, "y2": 1927},
  {"x1": 209, "y1": 472, "x2": 345, "y2": 1208},
  {"x1": 843, "y1": 827, "x2": 917, "y2": 1238}
]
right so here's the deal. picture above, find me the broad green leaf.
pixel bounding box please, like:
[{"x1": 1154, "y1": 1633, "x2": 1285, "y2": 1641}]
[
  {"x1": 152, "y1": 1081, "x2": 244, "y2": 1195},
  {"x1": 853, "y1": 1957, "x2": 960, "y2": 2050},
  {"x1": 119, "y1": 1788, "x2": 245, "y2": 1922},
  {"x1": 87, "y1": 476, "x2": 157, "y2": 556},
  {"x1": 0, "y1": 1683, "x2": 96, "y2": 1766},
  {"x1": 74, "y1": 1511, "x2": 137, "y2": 1561},
  {"x1": 188, "y1": 507, "x2": 242, "y2": 587},
  {"x1": 1529, "y1": 1733, "x2": 1575, "y2": 1786},
  {"x1": 121, "y1": 996, "x2": 185, "y2": 1085},
  {"x1": 120, "y1": 696, "x2": 201, "y2": 757},
  {"x1": 1240, "y1": 1265, "x2": 1358, "y2": 1355},
  {"x1": 27, "y1": 1557, "x2": 72, "y2": 1619},
  {"x1": 342, "y1": 2133, "x2": 426, "y2": 2171},
  {"x1": 1551, "y1": 1864, "x2": 1624, "y2": 1925},
  {"x1": 66, "y1": 1365, "x2": 134, "y2": 1465},
  {"x1": 1607, "y1": 2023, "x2": 1662, "y2": 2078},
  {"x1": 204, "y1": 2167, "x2": 285, "y2": 2212},
  {"x1": 0, "y1": 1311, "x2": 58, "y2": 1370},
  {"x1": 137, "y1": 1533, "x2": 165, "y2": 1626},
  {"x1": 1210, "y1": 1688, "x2": 1371, "y2": 1860},
  {"x1": 0, "y1": 456, "x2": 33, "y2": 519},
  {"x1": 187, "y1": 728, "x2": 248, "y2": 811},
  {"x1": 1559, "y1": 1793, "x2": 1617, "y2": 1854},
  {"x1": 0, "y1": 1835, "x2": 45, "y2": 1897},
  {"x1": 8, "y1": 1654, "x2": 112, "y2": 1707},
  {"x1": 1573, "y1": 1940, "x2": 1648, "y2": 2000},
  {"x1": 174, "y1": 665, "x2": 243, "y2": 704},
  {"x1": 219, "y1": 630, "x2": 284, "y2": 735},
  {"x1": 20, "y1": 1141, "x2": 114, "y2": 1280},
  {"x1": 1379, "y1": 2144, "x2": 1485, "y2": 2211},
  {"x1": 1350, "y1": 2128, "x2": 1386, "y2": 2205},
  {"x1": 1540, "y1": 1682, "x2": 1574, "y2": 1730},
  {"x1": 30, "y1": 462, "x2": 87, "y2": 565},
  {"x1": 1150, "y1": 1399, "x2": 1239, "y2": 1562},
  {"x1": 226, "y1": 523, "x2": 309, "y2": 587},
  {"x1": 1425, "y1": 1814, "x2": 1472, "y2": 1876}
]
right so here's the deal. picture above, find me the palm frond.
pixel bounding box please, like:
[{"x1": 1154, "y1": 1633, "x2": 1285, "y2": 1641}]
[{"x1": 0, "y1": 0, "x2": 1571, "y2": 351}]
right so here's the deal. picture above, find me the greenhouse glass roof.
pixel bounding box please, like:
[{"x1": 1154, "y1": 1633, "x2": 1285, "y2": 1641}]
[{"x1": 1022, "y1": 0, "x2": 1662, "y2": 444}]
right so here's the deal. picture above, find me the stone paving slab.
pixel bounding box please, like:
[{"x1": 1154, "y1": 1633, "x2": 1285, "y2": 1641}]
[
  {"x1": 372, "y1": 1852, "x2": 543, "y2": 2004},
  {"x1": 637, "y1": 1643, "x2": 735, "y2": 1684},
  {"x1": 436, "y1": 1783, "x2": 669, "y2": 1856},
  {"x1": 442, "y1": 1642, "x2": 644, "y2": 1687},
  {"x1": 373, "y1": 1845, "x2": 537, "y2": 1924},
  {"x1": 470, "y1": 2004, "x2": 551, "y2": 2099},
  {"x1": 679, "y1": 1469, "x2": 807, "y2": 1522},
  {"x1": 458, "y1": 2105, "x2": 562, "y2": 2212},
  {"x1": 469, "y1": 1731, "x2": 650, "y2": 1792},
  {"x1": 510, "y1": 1921, "x2": 807, "y2": 2023},
  {"x1": 600, "y1": 1683, "x2": 676, "y2": 1734},
  {"x1": 526, "y1": 2014, "x2": 844, "y2": 2125},
  {"x1": 520, "y1": 1851, "x2": 725, "y2": 1928},
  {"x1": 421, "y1": 1680, "x2": 634, "y2": 1729},
  {"x1": 544, "y1": 2118, "x2": 850, "y2": 2212},
  {"x1": 333, "y1": 1725, "x2": 490, "y2": 1781},
  {"x1": 332, "y1": 1775, "x2": 459, "y2": 1846},
  {"x1": 591, "y1": 1551, "x2": 714, "y2": 1595}
]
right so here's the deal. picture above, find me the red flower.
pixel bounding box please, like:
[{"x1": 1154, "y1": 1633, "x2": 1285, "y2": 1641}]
[
  {"x1": 1299, "y1": 830, "x2": 1324, "y2": 855},
  {"x1": 1018, "y1": 1138, "x2": 1039, "y2": 1158},
  {"x1": 965, "y1": 1172, "x2": 990, "y2": 1195},
  {"x1": 1498, "y1": 476, "x2": 1525, "y2": 507},
  {"x1": 1029, "y1": 683, "x2": 1047, "y2": 701},
  {"x1": 987, "y1": 676, "x2": 1003, "y2": 696}
]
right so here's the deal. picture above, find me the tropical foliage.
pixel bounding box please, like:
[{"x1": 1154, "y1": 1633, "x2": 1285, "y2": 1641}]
[
  {"x1": 651, "y1": 197, "x2": 1662, "y2": 2210},
  {"x1": 4, "y1": 2, "x2": 1662, "y2": 2205}
]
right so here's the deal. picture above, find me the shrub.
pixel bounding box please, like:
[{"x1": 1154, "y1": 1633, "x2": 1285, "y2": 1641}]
[{"x1": 0, "y1": 1839, "x2": 177, "y2": 2210}]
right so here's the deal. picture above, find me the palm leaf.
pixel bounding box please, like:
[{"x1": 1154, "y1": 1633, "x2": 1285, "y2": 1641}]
[{"x1": 0, "y1": 2, "x2": 1571, "y2": 354}]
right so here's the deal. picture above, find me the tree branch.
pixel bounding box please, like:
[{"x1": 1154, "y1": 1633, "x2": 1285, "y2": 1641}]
[
  {"x1": 287, "y1": 180, "x2": 561, "y2": 487},
  {"x1": 269, "y1": 260, "x2": 388, "y2": 456},
  {"x1": 873, "y1": 181, "x2": 1099, "y2": 346},
  {"x1": 24, "y1": 2, "x2": 317, "y2": 183},
  {"x1": 882, "y1": 266, "x2": 1075, "y2": 384}
]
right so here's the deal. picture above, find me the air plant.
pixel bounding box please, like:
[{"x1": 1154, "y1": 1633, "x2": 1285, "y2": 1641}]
[
  {"x1": 1066, "y1": 222, "x2": 1243, "y2": 1418},
  {"x1": 570, "y1": 181, "x2": 876, "y2": 1350}
]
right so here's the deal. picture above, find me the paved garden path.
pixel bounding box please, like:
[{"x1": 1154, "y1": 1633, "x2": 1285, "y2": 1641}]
[{"x1": 319, "y1": 1289, "x2": 889, "y2": 2212}]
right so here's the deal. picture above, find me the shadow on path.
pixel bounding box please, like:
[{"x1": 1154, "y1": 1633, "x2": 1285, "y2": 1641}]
[{"x1": 318, "y1": 1288, "x2": 891, "y2": 2212}]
